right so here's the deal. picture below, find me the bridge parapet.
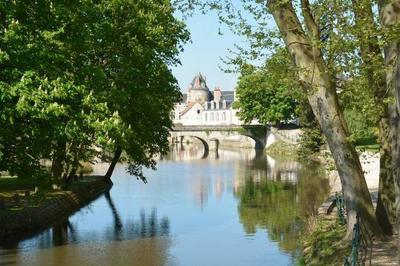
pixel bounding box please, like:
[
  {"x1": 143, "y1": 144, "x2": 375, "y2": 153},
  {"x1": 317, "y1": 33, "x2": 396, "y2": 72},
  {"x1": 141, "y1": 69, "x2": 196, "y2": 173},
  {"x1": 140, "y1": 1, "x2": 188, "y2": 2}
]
[
  {"x1": 172, "y1": 125, "x2": 266, "y2": 132},
  {"x1": 170, "y1": 125, "x2": 302, "y2": 153}
]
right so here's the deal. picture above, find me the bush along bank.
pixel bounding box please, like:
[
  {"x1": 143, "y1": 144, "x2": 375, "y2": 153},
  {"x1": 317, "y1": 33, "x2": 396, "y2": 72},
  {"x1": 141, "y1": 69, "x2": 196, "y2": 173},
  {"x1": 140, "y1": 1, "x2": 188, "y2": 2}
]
[
  {"x1": 0, "y1": 176, "x2": 111, "y2": 239},
  {"x1": 298, "y1": 211, "x2": 349, "y2": 265}
]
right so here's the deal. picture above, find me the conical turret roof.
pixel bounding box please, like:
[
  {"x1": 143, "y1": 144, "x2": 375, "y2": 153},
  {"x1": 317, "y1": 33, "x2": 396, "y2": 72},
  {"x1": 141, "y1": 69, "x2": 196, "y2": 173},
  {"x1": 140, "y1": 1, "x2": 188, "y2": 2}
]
[{"x1": 190, "y1": 72, "x2": 209, "y2": 91}]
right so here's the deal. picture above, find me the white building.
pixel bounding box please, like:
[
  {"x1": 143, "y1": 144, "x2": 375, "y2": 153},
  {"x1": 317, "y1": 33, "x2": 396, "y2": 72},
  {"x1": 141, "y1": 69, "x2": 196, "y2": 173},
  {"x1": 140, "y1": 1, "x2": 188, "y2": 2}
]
[{"x1": 172, "y1": 73, "x2": 249, "y2": 126}]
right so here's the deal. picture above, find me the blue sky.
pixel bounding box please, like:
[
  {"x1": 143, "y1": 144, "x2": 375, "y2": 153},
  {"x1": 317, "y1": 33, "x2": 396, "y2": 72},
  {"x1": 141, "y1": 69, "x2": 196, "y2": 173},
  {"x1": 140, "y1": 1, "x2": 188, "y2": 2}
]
[{"x1": 171, "y1": 12, "x2": 246, "y2": 93}]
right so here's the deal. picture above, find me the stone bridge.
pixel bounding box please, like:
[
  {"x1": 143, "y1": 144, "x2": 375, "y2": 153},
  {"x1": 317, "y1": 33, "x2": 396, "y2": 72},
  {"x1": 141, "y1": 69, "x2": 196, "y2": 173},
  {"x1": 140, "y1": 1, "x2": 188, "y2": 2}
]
[
  {"x1": 170, "y1": 125, "x2": 302, "y2": 154},
  {"x1": 170, "y1": 125, "x2": 267, "y2": 154}
]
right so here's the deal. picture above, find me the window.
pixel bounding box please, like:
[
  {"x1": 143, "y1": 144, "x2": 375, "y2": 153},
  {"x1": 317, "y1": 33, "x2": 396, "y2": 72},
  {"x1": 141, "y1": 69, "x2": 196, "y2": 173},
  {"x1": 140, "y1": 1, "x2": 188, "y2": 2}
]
[
  {"x1": 222, "y1": 112, "x2": 226, "y2": 121},
  {"x1": 197, "y1": 109, "x2": 200, "y2": 114}
]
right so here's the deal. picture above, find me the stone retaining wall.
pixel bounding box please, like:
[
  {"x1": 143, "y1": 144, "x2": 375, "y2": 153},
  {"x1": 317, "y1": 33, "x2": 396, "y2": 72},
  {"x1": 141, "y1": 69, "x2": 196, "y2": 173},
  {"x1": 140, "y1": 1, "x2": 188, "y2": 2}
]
[{"x1": 0, "y1": 178, "x2": 111, "y2": 239}]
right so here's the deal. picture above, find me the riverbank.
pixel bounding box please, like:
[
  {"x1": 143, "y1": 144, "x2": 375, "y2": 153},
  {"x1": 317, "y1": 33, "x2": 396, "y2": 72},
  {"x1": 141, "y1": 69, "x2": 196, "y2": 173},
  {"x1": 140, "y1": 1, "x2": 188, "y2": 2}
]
[
  {"x1": 300, "y1": 151, "x2": 399, "y2": 265},
  {"x1": 0, "y1": 176, "x2": 111, "y2": 240},
  {"x1": 326, "y1": 151, "x2": 380, "y2": 193}
]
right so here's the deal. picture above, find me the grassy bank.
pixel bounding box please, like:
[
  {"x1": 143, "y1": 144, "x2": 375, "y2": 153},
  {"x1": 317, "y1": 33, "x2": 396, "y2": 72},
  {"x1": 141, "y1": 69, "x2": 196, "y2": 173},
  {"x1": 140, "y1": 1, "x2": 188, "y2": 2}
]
[
  {"x1": 298, "y1": 214, "x2": 349, "y2": 265},
  {"x1": 266, "y1": 140, "x2": 299, "y2": 156},
  {"x1": 355, "y1": 136, "x2": 379, "y2": 152},
  {"x1": 0, "y1": 175, "x2": 100, "y2": 215}
]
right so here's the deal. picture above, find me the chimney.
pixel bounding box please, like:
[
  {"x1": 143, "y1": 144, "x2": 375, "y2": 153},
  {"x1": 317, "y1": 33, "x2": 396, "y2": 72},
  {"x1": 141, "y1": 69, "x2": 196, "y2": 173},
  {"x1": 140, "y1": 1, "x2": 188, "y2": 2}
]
[{"x1": 214, "y1": 87, "x2": 222, "y2": 102}]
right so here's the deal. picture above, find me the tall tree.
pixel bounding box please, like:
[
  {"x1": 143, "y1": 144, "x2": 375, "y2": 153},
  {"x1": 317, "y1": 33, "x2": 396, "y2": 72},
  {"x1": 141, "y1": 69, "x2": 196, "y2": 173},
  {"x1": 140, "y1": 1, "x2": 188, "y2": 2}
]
[
  {"x1": 174, "y1": 0, "x2": 384, "y2": 237},
  {"x1": 267, "y1": 0, "x2": 382, "y2": 237},
  {"x1": 60, "y1": 0, "x2": 188, "y2": 182},
  {"x1": 0, "y1": 0, "x2": 189, "y2": 185}
]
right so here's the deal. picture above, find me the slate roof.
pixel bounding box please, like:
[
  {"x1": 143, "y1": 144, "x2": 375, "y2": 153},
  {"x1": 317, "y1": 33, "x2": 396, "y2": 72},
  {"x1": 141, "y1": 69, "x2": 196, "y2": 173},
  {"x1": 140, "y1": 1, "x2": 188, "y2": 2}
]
[
  {"x1": 204, "y1": 100, "x2": 233, "y2": 110},
  {"x1": 181, "y1": 93, "x2": 187, "y2": 103},
  {"x1": 180, "y1": 102, "x2": 205, "y2": 116},
  {"x1": 221, "y1": 91, "x2": 234, "y2": 102}
]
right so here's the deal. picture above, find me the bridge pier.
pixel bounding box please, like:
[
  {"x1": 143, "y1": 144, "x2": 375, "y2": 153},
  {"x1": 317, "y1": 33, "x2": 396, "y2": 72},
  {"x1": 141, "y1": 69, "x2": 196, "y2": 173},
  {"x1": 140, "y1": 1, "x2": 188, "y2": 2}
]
[{"x1": 209, "y1": 139, "x2": 219, "y2": 151}]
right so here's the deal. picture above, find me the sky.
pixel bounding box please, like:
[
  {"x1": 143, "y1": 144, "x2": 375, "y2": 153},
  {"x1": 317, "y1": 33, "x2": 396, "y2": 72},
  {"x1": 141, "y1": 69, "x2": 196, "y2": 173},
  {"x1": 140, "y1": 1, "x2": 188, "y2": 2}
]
[{"x1": 171, "y1": 12, "x2": 247, "y2": 93}]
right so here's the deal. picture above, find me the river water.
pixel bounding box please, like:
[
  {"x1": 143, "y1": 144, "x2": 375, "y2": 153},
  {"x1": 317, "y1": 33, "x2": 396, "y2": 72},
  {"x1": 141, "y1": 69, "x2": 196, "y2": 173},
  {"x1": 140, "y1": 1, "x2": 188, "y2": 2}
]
[{"x1": 0, "y1": 143, "x2": 329, "y2": 266}]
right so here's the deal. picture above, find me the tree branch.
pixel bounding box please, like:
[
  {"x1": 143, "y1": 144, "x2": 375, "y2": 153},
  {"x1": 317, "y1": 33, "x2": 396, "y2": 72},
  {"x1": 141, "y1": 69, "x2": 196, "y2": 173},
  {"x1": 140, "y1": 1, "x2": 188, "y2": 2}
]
[{"x1": 300, "y1": 0, "x2": 320, "y2": 40}]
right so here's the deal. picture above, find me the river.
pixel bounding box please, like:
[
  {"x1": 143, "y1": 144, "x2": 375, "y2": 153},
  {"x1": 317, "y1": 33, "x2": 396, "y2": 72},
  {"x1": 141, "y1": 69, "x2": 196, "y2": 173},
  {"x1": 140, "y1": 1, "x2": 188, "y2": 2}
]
[{"x1": 0, "y1": 143, "x2": 329, "y2": 266}]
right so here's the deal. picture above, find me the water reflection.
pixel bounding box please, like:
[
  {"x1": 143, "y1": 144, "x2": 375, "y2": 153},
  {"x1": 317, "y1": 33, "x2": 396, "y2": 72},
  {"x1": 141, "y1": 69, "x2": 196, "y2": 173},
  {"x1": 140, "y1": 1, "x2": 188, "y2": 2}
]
[
  {"x1": 0, "y1": 191, "x2": 172, "y2": 266},
  {"x1": 164, "y1": 142, "x2": 258, "y2": 161},
  {"x1": 104, "y1": 191, "x2": 123, "y2": 239},
  {"x1": 52, "y1": 221, "x2": 76, "y2": 247},
  {"x1": 0, "y1": 143, "x2": 329, "y2": 266},
  {"x1": 236, "y1": 160, "x2": 330, "y2": 255},
  {"x1": 165, "y1": 143, "x2": 329, "y2": 257}
]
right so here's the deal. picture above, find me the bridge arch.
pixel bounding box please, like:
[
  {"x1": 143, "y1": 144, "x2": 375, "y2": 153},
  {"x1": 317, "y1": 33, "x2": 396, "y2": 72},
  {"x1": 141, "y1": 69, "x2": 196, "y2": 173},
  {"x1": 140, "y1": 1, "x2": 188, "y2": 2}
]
[
  {"x1": 187, "y1": 135, "x2": 209, "y2": 159},
  {"x1": 170, "y1": 125, "x2": 270, "y2": 152},
  {"x1": 240, "y1": 134, "x2": 265, "y2": 150}
]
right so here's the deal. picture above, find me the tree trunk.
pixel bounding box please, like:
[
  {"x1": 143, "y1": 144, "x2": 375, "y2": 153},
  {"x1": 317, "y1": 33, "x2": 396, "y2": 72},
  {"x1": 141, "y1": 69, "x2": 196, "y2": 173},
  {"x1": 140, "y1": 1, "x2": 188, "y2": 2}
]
[
  {"x1": 63, "y1": 143, "x2": 84, "y2": 188},
  {"x1": 352, "y1": 0, "x2": 394, "y2": 234},
  {"x1": 389, "y1": 105, "x2": 400, "y2": 234},
  {"x1": 65, "y1": 167, "x2": 78, "y2": 185},
  {"x1": 377, "y1": 115, "x2": 396, "y2": 234},
  {"x1": 51, "y1": 140, "x2": 66, "y2": 181},
  {"x1": 268, "y1": 0, "x2": 384, "y2": 238},
  {"x1": 104, "y1": 147, "x2": 123, "y2": 182},
  {"x1": 379, "y1": 0, "x2": 400, "y2": 234}
]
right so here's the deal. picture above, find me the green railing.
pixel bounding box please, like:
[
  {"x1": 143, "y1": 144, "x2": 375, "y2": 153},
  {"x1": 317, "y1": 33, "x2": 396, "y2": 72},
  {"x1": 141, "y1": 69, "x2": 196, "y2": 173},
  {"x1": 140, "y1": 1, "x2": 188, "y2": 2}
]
[
  {"x1": 335, "y1": 194, "x2": 373, "y2": 266},
  {"x1": 336, "y1": 192, "x2": 346, "y2": 225}
]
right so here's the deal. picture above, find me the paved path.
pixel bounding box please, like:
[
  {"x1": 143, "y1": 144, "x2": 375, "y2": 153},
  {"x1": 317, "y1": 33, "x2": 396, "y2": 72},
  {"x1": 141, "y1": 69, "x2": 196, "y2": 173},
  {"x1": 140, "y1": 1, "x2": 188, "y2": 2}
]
[{"x1": 371, "y1": 236, "x2": 398, "y2": 265}]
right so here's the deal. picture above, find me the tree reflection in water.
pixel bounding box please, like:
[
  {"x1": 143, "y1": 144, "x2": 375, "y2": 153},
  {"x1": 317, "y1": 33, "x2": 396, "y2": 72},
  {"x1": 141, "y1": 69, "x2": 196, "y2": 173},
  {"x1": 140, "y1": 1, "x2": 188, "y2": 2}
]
[
  {"x1": 95, "y1": 191, "x2": 170, "y2": 242},
  {"x1": 0, "y1": 190, "x2": 173, "y2": 266},
  {"x1": 236, "y1": 160, "x2": 330, "y2": 255},
  {"x1": 0, "y1": 191, "x2": 170, "y2": 249}
]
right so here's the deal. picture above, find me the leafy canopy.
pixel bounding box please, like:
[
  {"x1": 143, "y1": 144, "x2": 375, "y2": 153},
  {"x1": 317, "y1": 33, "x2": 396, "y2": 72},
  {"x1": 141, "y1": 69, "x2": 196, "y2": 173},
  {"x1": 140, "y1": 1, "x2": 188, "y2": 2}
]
[
  {"x1": 234, "y1": 48, "x2": 300, "y2": 125},
  {"x1": 0, "y1": 0, "x2": 189, "y2": 182}
]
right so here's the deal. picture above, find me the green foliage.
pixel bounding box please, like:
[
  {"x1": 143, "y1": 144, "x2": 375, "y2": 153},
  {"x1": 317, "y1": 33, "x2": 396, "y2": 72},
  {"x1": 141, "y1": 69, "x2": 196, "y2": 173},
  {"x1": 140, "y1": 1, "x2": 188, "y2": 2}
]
[
  {"x1": 0, "y1": 0, "x2": 189, "y2": 183},
  {"x1": 234, "y1": 48, "x2": 301, "y2": 125},
  {"x1": 343, "y1": 109, "x2": 375, "y2": 142},
  {"x1": 297, "y1": 128, "x2": 325, "y2": 158},
  {"x1": 339, "y1": 76, "x2": 379, "y2": 143},
  {"x1": 301, "y1": 217, "x2": 349, "y2": 266},
  {"x1": 0, "y1": 72, "x2": 118, "y2": 179}
]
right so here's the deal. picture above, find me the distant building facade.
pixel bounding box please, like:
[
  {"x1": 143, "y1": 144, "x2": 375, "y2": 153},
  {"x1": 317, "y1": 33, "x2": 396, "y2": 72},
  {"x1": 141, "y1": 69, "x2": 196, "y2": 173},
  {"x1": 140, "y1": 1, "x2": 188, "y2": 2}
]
[{"x1": 172, "y1": 73, "x2": 248, "y2": 126}]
